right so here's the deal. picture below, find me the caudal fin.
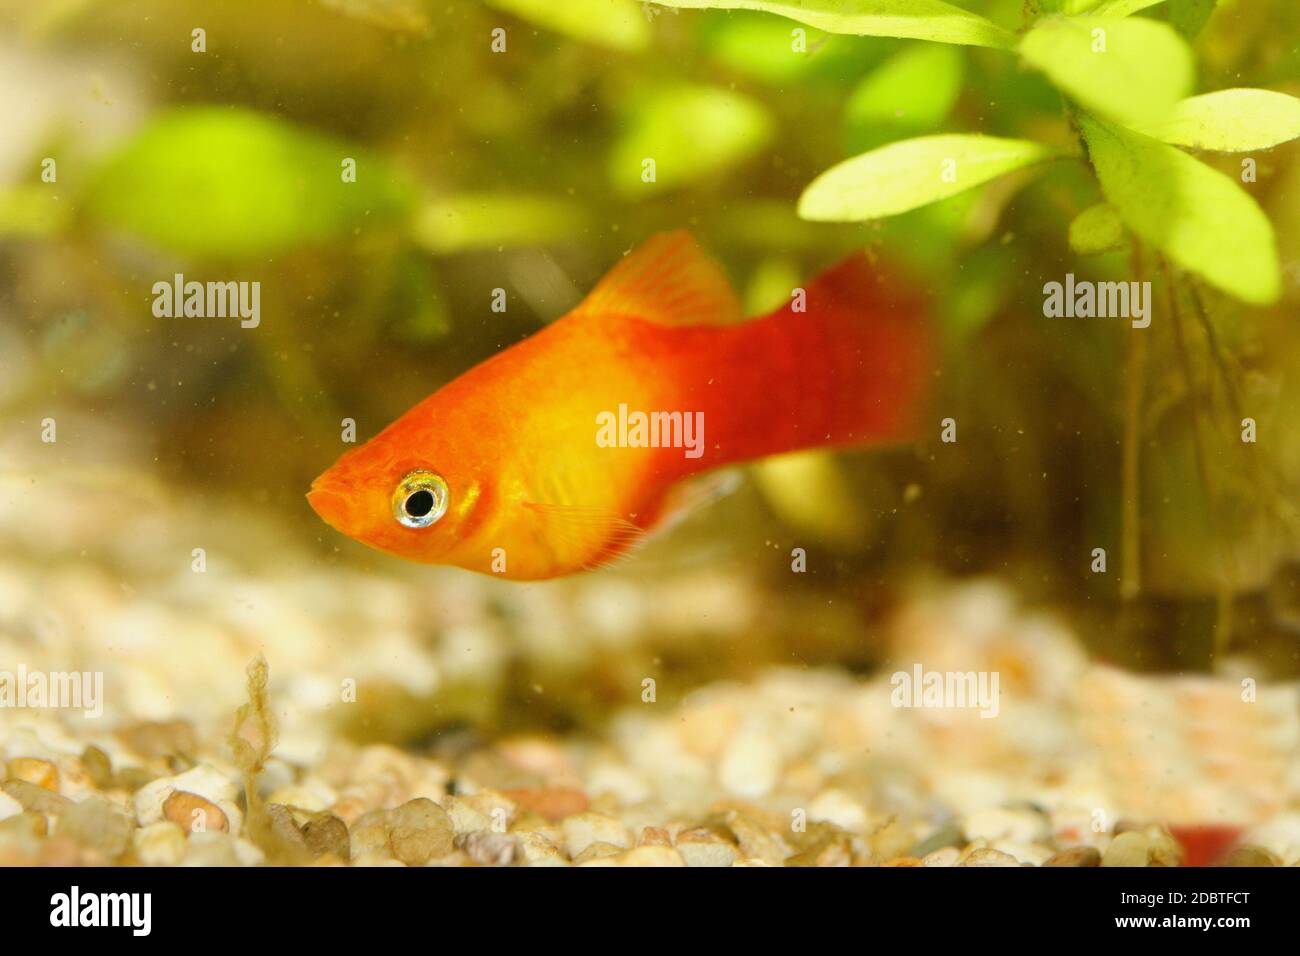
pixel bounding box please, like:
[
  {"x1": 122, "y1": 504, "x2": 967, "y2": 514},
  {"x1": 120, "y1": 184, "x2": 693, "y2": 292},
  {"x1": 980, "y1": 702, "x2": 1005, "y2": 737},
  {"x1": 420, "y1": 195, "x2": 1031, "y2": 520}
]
[{"x1": 700, "y1": 253, "x2": 932, "y2": 465}]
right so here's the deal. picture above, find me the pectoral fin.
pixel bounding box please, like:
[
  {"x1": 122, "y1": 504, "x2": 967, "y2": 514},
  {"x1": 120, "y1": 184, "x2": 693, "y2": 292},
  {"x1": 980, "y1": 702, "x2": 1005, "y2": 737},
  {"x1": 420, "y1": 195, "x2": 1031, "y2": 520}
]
[{"x1": 523, "y1": 501, "x2": 648, "y2": 571}]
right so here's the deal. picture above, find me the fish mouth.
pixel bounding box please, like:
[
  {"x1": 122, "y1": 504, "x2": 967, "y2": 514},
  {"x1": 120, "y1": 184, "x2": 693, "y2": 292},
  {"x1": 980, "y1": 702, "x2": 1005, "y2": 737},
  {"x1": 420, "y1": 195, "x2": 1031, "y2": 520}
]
[{"x1": 306, "y1": 475, "x2": 354, "y2": 533}]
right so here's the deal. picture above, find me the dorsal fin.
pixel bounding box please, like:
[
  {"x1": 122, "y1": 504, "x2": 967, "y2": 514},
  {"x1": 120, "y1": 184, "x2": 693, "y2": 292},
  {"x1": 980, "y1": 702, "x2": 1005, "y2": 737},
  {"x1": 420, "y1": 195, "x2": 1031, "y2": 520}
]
[{"x1": 578, "y1": 231, "x2": 742, "y2": 326}]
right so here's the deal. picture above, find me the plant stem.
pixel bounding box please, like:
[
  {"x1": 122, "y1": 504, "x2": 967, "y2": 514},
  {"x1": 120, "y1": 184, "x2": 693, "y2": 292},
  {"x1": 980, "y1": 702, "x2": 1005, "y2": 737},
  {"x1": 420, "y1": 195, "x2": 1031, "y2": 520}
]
[
  {"x1": 1163, "y1": 260, "x2": 1235, "y2": 659},
  {"x1": 1121, "y1": 249, "x2": 1147, "y2": 602},
  {"x1": 1189, "y1": 281, "x2": 1300, "y2": 539}
]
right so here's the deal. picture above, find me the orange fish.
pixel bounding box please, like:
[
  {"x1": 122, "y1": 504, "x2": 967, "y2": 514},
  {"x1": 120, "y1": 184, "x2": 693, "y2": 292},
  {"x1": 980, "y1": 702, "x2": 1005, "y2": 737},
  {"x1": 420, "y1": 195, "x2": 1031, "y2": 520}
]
[{"x1": 308, "y1": 232, "x2": 929, "y2": 579}]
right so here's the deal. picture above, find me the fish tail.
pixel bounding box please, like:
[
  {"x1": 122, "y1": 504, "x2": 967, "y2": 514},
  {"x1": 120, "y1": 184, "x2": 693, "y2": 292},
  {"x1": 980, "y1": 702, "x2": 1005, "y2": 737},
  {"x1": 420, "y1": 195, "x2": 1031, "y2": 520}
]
[{"x1": 702, "y1": 254, "x2": 931, "y2": 464}]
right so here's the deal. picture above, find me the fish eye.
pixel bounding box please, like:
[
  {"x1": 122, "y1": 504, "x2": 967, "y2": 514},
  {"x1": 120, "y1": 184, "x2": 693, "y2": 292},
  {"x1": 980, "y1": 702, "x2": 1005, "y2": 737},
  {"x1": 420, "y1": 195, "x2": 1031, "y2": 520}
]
[{"x1": 392, "y1": 470, "x2": 449, "y2": 529}]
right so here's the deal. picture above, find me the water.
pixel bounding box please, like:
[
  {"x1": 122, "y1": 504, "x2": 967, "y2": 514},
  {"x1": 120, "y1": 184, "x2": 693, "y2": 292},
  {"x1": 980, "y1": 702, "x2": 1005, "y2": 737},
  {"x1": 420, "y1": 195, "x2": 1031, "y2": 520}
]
[{"x1": 1, "y1": 0, "x2": 1298, "y2": 869}]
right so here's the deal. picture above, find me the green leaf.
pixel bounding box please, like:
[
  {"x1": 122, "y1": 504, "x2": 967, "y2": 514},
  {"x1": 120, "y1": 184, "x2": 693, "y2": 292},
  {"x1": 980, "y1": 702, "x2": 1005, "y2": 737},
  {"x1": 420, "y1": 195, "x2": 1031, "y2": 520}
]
[
  {"x1": 1068, "y1": 202, "x2": 1126, "y2": 254},
  {"x1": 1164, "y1": 0, "x2": 1218, "y2": 40},
  {"x1": 485, "y1": 0, "x2": 649, "y2": 51},
  {"x1": 745, "y1": 255, "x2": 805, "y2": 313},
  {"x1": 845, "y1": 43, "x2": 965, "y2": 131},
  {"x1": 0, "y1": 186, "x2": 72, "y2": 237},
  {"x1": 1079, "y1": 113, "x2": 1280, "y2": 304},
  {"x1": 1062, "y1": 0, "x2": 1167, "y2": 14},
  {"x1": 799, "y1": 134, "x2": 1062, "y2": 221},
  {"x1": 709, "y1": 14, "x2": 828, "y2": 83},
  {"x1": 1020, "y1": 16, "x2": 1194, "y2": 127},
  {"x1": 1137, "y1": 89, "x2": 1300, "y2": 152},
  {"x1": 85, "y1": 108, "x2": 415, "y2": 258},
  {"x1": 707, "y1": 13, "x2": 859, "y2": 83},
  {"x1": 644, "y1": 0, "x2": 1017, "y2": 49},
  {"x1": 609, "y1": 85, "x2": 774, "y2": 197},
  {"x1": 411, "y1": 194, "x2": 589, "y2": 253},
  {"x1": 317, "y1": 0, "x2": 430, "y2": 32}
]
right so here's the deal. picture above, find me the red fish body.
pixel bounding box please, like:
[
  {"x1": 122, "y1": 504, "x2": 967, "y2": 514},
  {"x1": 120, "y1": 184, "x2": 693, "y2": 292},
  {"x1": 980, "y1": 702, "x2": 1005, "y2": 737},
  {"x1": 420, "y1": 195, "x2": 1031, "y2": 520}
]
[{"x1": 308, "y1": 232, "x2": 929, "y2": 579}]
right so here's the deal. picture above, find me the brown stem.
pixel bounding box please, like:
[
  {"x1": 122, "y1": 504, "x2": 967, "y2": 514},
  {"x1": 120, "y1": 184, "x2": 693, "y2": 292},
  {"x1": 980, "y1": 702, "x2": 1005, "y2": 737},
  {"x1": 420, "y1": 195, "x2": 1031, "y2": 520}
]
[
  {"x1": 1121, "y1": 248, "x2": 1148, "y2": 602},
  {"x1": 1163, "y1": 261, "x2": 1235, "y2": 658}
]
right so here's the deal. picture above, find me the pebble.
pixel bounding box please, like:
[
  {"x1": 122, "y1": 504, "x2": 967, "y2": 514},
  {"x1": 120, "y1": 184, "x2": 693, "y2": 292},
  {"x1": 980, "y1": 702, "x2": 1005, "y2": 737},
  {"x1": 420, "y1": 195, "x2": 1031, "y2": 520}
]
[
  {"x1": 1043, "y1": 846, "x2": 1102, "y2": 867},
  {"x1": 908, "y1": 823, "x2": 964, "y2": 859},
  {"x1": 959, "y1": 847, "x2": 1021, "y2": 867},
  {"x1": 516, "y1": 830, "x2": 568, "y2": 866},
  {"x1": 267, "y1": 782, "x2": 336, "y2": 813},
  {"x1": 962, "y1": 807, "x2": 1049, "y2": 844},
  {"x1": 585, "y1": 762, "x2": 651, "y2": 805},
  {"x1": 348, "y1": 810, "x2": 393, "y2": 858},
  {"x1": 562, "y1": 812, "x2": 631, "y2": 859},
  {"x1": 638, "y1": 825, "x2": 671, "y2": 846},
  {"x1": 787, "y1": 833, "x2": 854, "y2": 867},
  {"x1": 718, "y1": 730, "x2": 780, "y2": 799},
  {"x1": 116, "y1": 720, "x2": 197, "y2": 759},
  {"x1": 2, "y1": 811, "x2": 47, "y2": 839},
  {"x1": 573, "y1": 841, "x2": 626, "y2": 864},
  {"x1": 388, "y1": 798, "x2": 454, "y2": 865},
  {"x1": 0, "y1": 574, "x2": 1294, "y2": 870},
  {"x1": 133, "y1": 821, "x2": 187, "y2": 866},
  {"x1": 623, "y1": 846, "x2": 686, "y2": 866},
  {"x1": 183, "y1": 831, "x2": 242, "y2": 866},
  {"x1": 1241, "y1": 815, "x2": 1300, "y2": 866},
  {"x1": 462, "y1": 790, "x2": 518, "y2": 827},
  {"x1": 133, "y1": 765, "x2": 241, "y2": 833},
  {"x1": 503, "y1": 786, "x2": 589, "y2": 822},
  {"x1": 1102, "y1": 830, "x2": 1182, "y2": 867},
  {"x1": 59, "y1": 796, "x2": 133, "y2": 859},
  {"x1": 464, "y1": 831, "x2": 518, "y2": 866},
  {"x1": 724, "y1": 810, "x2": 790, "y2": 866},
  {"x1": 993, "y1": 842, "x2": 1054, "y2": 866},
  {"x1": 674, "y1": 827, "x2": 739, "y2": 867},
  {"x1": 80, "y1": 746, "x2": 114, "y2": 790},
  {"x1": 1221, "y1": 845, "x2": 1280, "y2": 867},
  {"x1": 302, "y1": 813, "x2": 350, "y2": 861},
  {"x1": 1102, "y1": 832, "x2": 1150, "y2": 867},
  {"x1": 2, "y1": 779, "x2": 72, "y2": 815},
  {"x1": 264, "y1": 803, "x2": 311, "y2": 855},
  {"x1": 163, "y1": 791, "x2": 229, "y2": 833},
  {"x1": 7, "y1": 757, "x2": 59, "y2": 792},
  {"x1": 807, "y1": 789, "x2": 869, "y2": 833},
  {"x1": 582, "y1": 846, "x2": 685, "y2": 867},
  {"x1": 922, "y1": 846, "x2": 961, "y2": 867},
  {"x1": 443, "y1": 796, "x2": 494, "y2": 835},
  {"x1": 232, "y1": 837, "x2": 266, "y2": 867},
  {"x1": 0, "y1": 790, "x2": 22, "y2": 822}
]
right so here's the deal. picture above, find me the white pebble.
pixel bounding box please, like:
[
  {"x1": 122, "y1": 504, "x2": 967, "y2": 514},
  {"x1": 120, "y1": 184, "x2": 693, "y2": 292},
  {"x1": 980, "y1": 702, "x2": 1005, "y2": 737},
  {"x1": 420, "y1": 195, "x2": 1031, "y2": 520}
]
[
  {"x1": 0, "y1": 790, "x2": 22, "y2": 822},
  {"x1": 718, "y1": 729, "x2": 780, "y2": 799},
  {"x1": 807, "y1": 789, "x2": 869, "y2": 832},
  {"x1": 133, "y1": 763, "x2": 242, "y2": 833},
  {"x1": 562, "y1": 812, "x2": 631, "y2": 859},
  {"x1": 961, "y1": 806, "x2": 1048, "y2": 844},
  {"x1": 133, "y1": 821, "x2": 186, "y2": 866}
]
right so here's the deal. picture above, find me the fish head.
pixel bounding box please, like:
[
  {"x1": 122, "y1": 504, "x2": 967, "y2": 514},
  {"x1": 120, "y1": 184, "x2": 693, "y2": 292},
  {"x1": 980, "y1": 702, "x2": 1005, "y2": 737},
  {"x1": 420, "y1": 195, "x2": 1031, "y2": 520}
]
[{"x1": 307, "y1": 429, "x2": 486, "y2": 565}]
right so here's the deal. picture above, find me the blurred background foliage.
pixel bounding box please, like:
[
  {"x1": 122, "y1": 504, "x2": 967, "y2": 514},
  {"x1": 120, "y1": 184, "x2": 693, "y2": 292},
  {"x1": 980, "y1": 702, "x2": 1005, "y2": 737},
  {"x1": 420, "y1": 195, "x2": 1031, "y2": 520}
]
[{"x1": 1, "y1": 0, "x2": 1298, "y2": 672}]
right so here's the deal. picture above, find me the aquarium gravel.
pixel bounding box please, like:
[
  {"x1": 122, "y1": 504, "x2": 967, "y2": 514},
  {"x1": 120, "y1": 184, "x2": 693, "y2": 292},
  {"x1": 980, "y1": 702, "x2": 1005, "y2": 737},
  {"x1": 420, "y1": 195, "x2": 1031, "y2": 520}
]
[
  {"x1": 3, "y1": 0, "x2": 1300, "y2": 889},
  {"x1": 1, "y1": 453, "x2": 1296, "y2": 866}
]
